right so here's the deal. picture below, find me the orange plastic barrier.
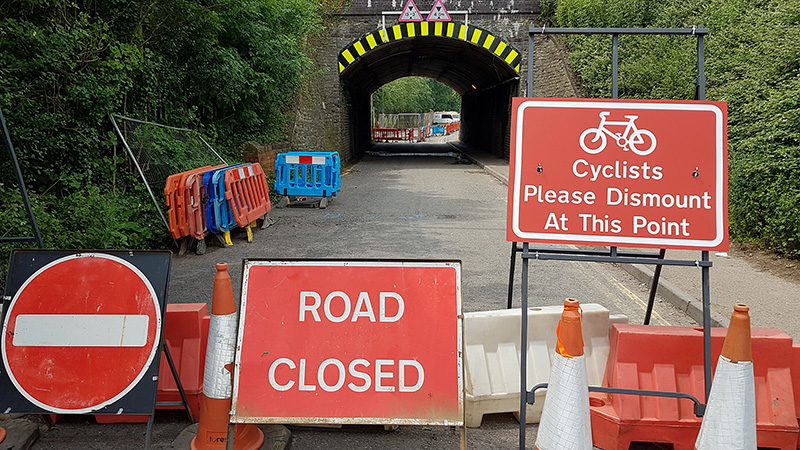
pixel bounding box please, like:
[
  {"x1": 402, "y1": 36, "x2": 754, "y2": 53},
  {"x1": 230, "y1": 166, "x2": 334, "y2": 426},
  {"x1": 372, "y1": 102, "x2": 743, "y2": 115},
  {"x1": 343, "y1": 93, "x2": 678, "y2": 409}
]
[
  {"x1": 165, "y1": 165, "x2": 224, "y2": 240},
  {"x1": 96, "y1": 303, "x2": 210, "y2": 423},
  {"x1": 185, "y1": 171, "x2": 208, "y2": 240},
  {"x1": 793, "y1": 343, "x2": 800, "y2": 449},
  {"x1": 590, "y1": 324, "x2": 798, "y2": 450},
  {"x1": 371, "y1": 128, "x2": 414, "y2": 141},
  {"x1": 224, "y1": 163, "x2": 271, "y2": 228}
]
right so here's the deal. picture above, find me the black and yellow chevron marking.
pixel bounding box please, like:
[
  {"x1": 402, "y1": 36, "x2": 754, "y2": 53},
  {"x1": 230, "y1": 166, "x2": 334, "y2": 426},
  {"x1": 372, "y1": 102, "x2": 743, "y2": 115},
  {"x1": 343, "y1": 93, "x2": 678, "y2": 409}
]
[{"x1": 338, "y1": 21, "x2": 521, "y2": 74}]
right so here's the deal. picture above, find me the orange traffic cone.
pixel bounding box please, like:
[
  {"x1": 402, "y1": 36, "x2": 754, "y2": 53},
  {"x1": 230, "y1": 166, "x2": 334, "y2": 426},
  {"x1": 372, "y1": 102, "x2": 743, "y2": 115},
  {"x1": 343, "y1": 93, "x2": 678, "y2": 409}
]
[
  {"x1": 695, "y1": 304, "x2": 756, "y2": 450},
  {"x1": 535, "y1": 298, "x2": 592, "y2": 450},
  {"x1": 0, "y1": 426, "x2": 5, "y2": 443},
  {"x1": 191, "y1": 263, "x2": 264, "y2": 450}
]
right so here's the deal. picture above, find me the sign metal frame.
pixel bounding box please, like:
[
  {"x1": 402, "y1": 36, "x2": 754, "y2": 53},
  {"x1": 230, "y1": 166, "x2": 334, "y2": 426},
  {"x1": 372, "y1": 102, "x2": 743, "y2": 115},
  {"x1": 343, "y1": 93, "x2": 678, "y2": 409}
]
[{"x1": 514, "y1": 27, "x2": 719, "y2": 450}]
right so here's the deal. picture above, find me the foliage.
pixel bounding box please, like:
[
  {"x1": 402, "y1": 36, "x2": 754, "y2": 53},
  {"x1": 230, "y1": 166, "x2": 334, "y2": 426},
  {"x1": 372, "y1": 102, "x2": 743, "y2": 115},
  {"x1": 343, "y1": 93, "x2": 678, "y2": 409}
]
[
  {"x1": 0, "y1": 0, "x2": 321, "y2": 274},
  {"x1": 372, "y1": 77, "x2": 461, "y2": 114},
  {"x1": 543, "y1": 0, "x2": 800, "y2": 257}
]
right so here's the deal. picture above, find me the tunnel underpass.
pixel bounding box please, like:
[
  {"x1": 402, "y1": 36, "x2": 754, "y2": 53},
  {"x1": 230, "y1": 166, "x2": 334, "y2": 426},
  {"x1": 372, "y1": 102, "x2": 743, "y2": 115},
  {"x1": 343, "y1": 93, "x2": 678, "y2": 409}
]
[{"x1": 338, "y1": 21, "x2": 522, "y2": 159}]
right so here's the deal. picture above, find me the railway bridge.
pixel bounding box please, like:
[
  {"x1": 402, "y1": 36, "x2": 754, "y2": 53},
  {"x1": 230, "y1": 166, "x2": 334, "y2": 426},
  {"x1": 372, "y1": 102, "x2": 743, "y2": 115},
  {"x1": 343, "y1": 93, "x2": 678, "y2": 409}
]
[{"x1": 292, "y1": 0, "x2": 580, "y2": 160}]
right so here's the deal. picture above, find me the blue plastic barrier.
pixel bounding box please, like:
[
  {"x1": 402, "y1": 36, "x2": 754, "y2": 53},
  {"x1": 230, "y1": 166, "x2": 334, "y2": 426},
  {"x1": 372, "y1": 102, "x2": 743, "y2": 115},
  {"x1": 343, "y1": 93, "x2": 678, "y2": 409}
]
[
  {"x1": 432, "y1": 125, "x2": 447, "y2": 136},
  {"x1": 274, "y1": 152, "x2": 341, "y2": 197},
  {"x1": 203, "y1": 164, "x2": 244, "y2": 233}
]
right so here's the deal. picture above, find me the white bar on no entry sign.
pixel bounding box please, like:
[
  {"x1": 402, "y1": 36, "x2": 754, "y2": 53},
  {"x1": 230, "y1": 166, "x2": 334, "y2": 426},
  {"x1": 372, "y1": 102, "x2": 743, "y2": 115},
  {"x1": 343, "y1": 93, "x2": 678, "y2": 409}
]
[{"x1": 12, "y1": 314, "x2": 150, "y2": 347}]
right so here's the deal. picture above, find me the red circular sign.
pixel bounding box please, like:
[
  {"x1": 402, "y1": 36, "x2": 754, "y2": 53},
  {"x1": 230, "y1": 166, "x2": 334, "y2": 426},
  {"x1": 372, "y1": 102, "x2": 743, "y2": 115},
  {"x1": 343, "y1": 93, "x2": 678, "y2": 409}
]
[{"x1": 1, "y1": 253, "x2": 161, "y2": 413}]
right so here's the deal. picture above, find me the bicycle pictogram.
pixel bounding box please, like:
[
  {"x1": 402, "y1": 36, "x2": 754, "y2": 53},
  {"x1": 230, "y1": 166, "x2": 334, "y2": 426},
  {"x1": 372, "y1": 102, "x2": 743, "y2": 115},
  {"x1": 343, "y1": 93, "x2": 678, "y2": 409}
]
[{"x1": 579, "y1": 111, "x2": 657, "y2": 155}]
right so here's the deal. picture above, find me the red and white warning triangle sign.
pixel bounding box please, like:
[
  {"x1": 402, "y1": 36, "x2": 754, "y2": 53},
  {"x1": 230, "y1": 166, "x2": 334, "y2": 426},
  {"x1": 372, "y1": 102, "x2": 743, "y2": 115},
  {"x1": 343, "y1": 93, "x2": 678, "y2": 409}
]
[
  {"x1": 399, "y1": 0, "x2": 424, "y2": 22},
  {"x1": 426, "y1": 0, "x2": 452, "y2": 21}
]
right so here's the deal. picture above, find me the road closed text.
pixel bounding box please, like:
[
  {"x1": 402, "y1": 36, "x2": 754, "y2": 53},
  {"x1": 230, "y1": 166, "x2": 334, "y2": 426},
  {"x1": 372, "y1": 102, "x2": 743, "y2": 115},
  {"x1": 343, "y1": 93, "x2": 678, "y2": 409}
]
[{"x1": 266, "y1": 290, "x2": 425, "y2": 393}]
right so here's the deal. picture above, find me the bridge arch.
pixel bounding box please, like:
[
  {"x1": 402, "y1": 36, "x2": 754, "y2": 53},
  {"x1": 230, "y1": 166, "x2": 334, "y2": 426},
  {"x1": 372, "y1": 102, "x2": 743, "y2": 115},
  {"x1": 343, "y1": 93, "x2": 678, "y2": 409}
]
[{"x1": 338, "y1": 21, "x2": 523, "y2": 157}]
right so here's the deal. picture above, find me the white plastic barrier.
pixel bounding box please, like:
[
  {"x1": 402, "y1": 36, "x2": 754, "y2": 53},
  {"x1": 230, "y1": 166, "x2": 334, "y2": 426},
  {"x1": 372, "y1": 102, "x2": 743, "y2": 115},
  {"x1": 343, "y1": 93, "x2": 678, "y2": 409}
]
[{"x1": 463, "y1": 304, "x2": 627, "y2": 428}]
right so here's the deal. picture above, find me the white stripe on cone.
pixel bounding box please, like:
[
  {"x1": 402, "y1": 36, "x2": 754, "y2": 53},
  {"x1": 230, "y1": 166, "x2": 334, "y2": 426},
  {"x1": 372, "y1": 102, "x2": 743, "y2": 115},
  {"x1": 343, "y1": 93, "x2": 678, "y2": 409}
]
[
  {"x1": 694, "y1": 356, "x2": 757, "y2": 450},
  {"x1": 203, "y1": 313, "x2": 238, "y2": 399},
  {"x1": 535, "y1": 353, "x2": 592, "y2": 450}
]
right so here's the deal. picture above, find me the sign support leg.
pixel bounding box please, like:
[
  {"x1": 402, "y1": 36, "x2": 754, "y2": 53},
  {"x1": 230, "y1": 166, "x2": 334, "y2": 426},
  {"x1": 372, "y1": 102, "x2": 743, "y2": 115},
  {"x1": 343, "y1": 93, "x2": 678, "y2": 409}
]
[
  {"x1": 160, "y1": 344, "x2": 194, "y2": 422},
  {"x1": 507, "y1": 242, "x2": 518, "y2": 308},
  {"x1": 643, "y1": 248, "x2": 667, "y2": 325},
  {"x1": 702, "y1": 250, "x2": 712, "y2": 401},
  {"x1": 144, "y1": 413, "x2": 154, "y2": 450},
  {"x1": 518, "y1": 243, "x2": 530, "y2": 450}
]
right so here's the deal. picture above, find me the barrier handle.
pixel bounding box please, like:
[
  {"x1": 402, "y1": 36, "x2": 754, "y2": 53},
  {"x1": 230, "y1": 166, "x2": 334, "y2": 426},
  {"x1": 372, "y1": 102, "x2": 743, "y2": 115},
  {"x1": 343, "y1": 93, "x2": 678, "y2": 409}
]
[{"x1": 527, "y1": 383, "x2": 706, "y2": 417}]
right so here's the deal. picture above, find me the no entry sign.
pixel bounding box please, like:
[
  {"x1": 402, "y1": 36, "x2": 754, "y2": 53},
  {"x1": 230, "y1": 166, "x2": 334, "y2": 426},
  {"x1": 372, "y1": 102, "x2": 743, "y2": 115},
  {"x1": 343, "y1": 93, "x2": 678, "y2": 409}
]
[
  {"x1": 231, "y1": 260, "x2": 463, "y2": 425},
  {"x1": 508, "y1": 98, "x2": 728, "y2": 250},
  {"x1": 1, "y1": 250, "x2": 170, "y2": 414}
]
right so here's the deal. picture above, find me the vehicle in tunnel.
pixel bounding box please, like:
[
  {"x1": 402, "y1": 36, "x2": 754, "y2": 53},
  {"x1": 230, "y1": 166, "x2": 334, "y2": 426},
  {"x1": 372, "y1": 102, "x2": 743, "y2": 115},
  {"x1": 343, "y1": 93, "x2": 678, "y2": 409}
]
[{"x1": 433, "y1": 112, "x2": 455, "y2": 124}]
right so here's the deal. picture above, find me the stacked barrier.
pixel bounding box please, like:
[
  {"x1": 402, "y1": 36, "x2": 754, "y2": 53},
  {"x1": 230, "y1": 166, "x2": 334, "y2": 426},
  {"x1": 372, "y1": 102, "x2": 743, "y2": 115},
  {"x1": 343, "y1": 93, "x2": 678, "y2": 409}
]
[
  {"x1": 274, "y1": 152, "x2": 340, "y2": 198},
  {"x1": 164, "y1": 163, "x2": 271, "y2": 246},
  {"x1": 372, "y1": 128, "x2": 414, "y2": 142},
  {"x1": 165, "y1": 165, "x2": 221, "y2": 240},
  {"x1": 224, "y1": 163, "x2": 272, "y2": 228},
  {"x1": 204, "y1": 164, "x2": 245, "y2": 234}
]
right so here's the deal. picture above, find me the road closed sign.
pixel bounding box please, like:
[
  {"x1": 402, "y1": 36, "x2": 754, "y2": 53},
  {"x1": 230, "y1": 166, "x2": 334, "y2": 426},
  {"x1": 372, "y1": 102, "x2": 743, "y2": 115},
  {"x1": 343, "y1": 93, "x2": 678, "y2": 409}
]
[
  {"x1": 508, "y1": 98, "x2": 728, "y2": 250},
  {"x1": 231, "y1": 260, "x2": 463, "y2": 425}
]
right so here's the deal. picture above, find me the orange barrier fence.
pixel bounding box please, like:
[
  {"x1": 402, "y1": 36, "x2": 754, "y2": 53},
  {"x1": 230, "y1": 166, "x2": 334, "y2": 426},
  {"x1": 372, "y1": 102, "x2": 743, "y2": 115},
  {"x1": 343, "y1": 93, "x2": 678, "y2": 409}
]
[
  {"x1": 165, "y1": 166, "x2": 218, "y2": 240},
  {"x1": 372, "y1": 128, "x2": 414, "y2": 141},
  {"x1": 97, "y1": 303, "x2": 210, "y2": 423},
  {"x1": 590, "y1": 324, "x2": 798, "y2": 450},
  {"x1": 224, "y1": 163, "x2": 271, "y2": 228}
]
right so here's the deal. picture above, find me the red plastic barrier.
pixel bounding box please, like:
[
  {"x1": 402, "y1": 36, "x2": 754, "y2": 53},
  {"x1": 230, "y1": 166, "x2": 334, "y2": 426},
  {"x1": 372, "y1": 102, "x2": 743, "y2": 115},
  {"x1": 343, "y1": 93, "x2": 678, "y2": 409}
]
[
  {"x1": 96, "y1": 303, "x2": 210, "y2": 423},
  {"x1": 590, "y1": 324, "x2": 798, "y2": 450},
  {"x1": 224, "y1": 163, "x2": 271, "y2": 228},
  {"x1": 793, "y1": 343, "x2": 800, "y2": 449},
  {"x1": 371, "y1": 128, "x2": 414, "y2": 141},
  {"x1": 184, "y1": 171, "x2": 207, "y2": 240},
  {"x1": 165, "y1": 167, "x2": 209, "y2": 239},
  {"x1": 165, "y1": 165, "x2": 223, "y2": 240}
]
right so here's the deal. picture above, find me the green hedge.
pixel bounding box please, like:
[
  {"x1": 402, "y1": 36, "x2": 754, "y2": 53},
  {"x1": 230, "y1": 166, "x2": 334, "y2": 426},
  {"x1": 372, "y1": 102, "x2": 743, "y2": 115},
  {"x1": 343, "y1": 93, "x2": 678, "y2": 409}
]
[
  {"x1": 0, "y1": 0, "x2": 321, "y2": 283},
  {"x1": 542, "y1": 0, "x2": 800, "y2": 257}
]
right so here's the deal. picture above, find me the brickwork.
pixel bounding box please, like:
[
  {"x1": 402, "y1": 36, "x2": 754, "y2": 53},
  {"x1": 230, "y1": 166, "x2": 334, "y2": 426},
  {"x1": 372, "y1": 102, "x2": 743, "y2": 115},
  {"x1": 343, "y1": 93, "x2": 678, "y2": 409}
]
[
  {"x1": 293, "y1": 1, "x2": 579, "y2": 160},
  {"x1": 242, "y1": 141, "x2": 291, "y2": 175}
]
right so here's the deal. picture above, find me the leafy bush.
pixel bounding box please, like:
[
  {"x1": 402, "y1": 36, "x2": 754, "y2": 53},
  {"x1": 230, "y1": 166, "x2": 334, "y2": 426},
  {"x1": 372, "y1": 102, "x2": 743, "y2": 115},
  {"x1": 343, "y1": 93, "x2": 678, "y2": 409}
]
[
  {"x1": 0, "y1": 0, "x2": 321, "y2": 281},
  {"x1": 543, "y1": 0, "x2": 800, "y2": 257}
]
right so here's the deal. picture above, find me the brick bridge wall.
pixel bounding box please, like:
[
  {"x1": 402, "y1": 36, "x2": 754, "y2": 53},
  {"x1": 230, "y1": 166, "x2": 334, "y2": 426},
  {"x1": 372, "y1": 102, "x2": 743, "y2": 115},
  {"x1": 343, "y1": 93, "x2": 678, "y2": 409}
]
[{"x1": 289, "y1": 0, "x2": 579, "y2": 161}]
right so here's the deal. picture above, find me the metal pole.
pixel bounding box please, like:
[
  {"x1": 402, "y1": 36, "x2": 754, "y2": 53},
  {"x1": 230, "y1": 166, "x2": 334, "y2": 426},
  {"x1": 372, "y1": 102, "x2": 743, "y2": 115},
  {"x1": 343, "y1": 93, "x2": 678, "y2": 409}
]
[
  {"x1": 508, "y1": 242, "x2": 517, "y2": 308},
  {"x1": 697, "y1": 33, "x2": 706, "y2": 100},
  {"x1": 644, "y1": 248, "x2": 667, "y2": 325},
  {"x1": 109, "y1": 114, "x2": 171, "y2": 231},
  {"x1": 702, "y1": 250, "x2": 711, "y2": 402},
  {"x1": 612, "y1": 34, "x2": 619, "y2": 98},
  {"x1": 528, "y1": 32, "x2": 534, "y2": 97},
  {"x1": 0, "y1": 107, "x2": 44, "y2": 249},
  {"x1": 519, "y1": 243, "x2": 529, "y2": 449}
]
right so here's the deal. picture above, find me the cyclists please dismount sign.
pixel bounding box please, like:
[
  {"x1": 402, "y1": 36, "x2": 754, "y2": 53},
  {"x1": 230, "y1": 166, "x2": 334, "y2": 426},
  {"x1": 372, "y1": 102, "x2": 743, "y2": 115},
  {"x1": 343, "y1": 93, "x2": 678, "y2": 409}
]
[{"x1": 507, "y1": 98, "x2": 728, "y2": 250}]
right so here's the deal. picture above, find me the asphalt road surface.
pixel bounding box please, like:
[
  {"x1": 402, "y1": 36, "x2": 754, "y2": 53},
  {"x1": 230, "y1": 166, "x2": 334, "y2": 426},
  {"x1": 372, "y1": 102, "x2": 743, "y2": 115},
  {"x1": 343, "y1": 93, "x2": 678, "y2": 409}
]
[{"x1": 24, "y1": 145, "x2": 699, "y2": 449}]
